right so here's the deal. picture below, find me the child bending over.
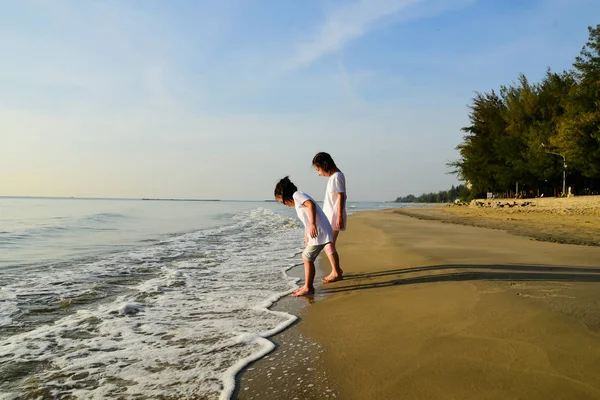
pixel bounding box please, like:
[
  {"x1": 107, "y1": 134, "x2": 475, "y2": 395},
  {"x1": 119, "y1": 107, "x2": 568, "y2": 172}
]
[{"x1": 274, "y1": 176, "x2": 341, "y2": 297}]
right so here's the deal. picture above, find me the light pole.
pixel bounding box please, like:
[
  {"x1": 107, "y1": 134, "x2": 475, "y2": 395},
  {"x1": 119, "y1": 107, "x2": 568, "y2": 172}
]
[{"x1": 541, "y1": 143, "x2": 567, "y2": 196}]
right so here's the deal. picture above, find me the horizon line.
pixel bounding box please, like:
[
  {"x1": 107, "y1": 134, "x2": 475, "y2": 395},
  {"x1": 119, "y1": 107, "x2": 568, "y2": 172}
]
[{"x1": 0, "y1": 195, "x2": 389, "y2": 203}]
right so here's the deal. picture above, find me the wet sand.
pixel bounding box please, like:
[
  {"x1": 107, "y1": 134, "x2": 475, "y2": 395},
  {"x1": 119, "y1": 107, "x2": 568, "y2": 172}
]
[
  {"x1": 237, "y1": 264, "x2": 341, "y2": 400},
  {"x1": 239, "y1": 202, "x2": 600, "y2": 399}
]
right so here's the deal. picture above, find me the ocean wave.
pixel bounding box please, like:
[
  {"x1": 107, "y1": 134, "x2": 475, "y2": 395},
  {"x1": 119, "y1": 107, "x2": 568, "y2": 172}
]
[
  {"x1": 0, "y1": 287, "x2": 19, "y2": 328},
  {"x1": 0, "y1": 212, "x2": 127, "y2": 245},
  {"x1": 0, "y1": 207, "x2": 303, "y2": 399},
  {"x1": 80, "y1": 212, "x2": 127, "y2": 223}
]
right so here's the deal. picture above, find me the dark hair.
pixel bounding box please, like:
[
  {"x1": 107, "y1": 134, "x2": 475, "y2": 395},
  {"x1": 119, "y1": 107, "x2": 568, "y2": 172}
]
[
  {"x1": 274, "y1": 176, "x2": 297, "y2": 204},
  {"x1": 312, "y1": 152, "x2": 338, "y2": 173}
]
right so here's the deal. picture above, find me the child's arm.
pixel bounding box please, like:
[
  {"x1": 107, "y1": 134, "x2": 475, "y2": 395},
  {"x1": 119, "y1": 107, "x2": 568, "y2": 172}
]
[
  {"x1": 303, "y1": 200, "x2": 319, "y2": 238},
  {"x1": 335, "y1": 192, "x2": 346, "y2": 230}
]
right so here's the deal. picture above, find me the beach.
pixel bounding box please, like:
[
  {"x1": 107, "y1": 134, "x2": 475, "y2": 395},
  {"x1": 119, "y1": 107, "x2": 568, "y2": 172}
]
[
  {"x1": 395, "y1": 195, "x2": 600, "y2": 247},
  {"x1": 0, "y1": 198, "x2": 414, "y2": 399},
  {"x1": 240, "y1": 197, "x2": 600, "y2": 399}
]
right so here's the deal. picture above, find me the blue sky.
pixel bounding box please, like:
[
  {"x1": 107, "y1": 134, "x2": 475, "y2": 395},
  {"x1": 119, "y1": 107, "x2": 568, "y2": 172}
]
[{"x1": 1, "y1": 0, "x2": 599, "y2": 200}]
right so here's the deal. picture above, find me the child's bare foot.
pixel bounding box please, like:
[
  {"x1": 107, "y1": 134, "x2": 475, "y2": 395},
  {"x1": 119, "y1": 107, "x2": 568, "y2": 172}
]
[
  {"x1": 322, "y1": 273, "x2": 343, "y2": 283},
  {"x1": 292, "y1": 286, "x2": 315, "y2": 297}
]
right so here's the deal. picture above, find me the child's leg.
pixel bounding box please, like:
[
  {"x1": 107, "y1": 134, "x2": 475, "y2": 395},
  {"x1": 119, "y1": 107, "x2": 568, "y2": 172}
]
[
  {"x1": 322, "y1": 252, "x2": 342, "y2": 283},
  {"x1": 323, "y1": 231, "x2": 343, "y2": 283},
  {"x1": 331, "y1": 230, "x2": 342, "y2": 274},
  {"x1": 292, "y1": 257, "x2": 315, "y2": 297}
]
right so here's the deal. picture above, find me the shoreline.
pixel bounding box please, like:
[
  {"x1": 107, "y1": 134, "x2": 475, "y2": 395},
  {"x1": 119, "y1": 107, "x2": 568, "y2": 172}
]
[
  {"x1": 236, "y1": 260, "x2": 340, "y2": 399},
  {"x1": 238, "y1": 205, "x2": 600, "y2": 399}
]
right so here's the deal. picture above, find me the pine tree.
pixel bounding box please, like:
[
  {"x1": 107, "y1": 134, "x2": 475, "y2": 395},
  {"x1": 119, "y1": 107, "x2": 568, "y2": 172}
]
[{"x1": 554, "y1": 25, "x2": 600, "y2": 177}]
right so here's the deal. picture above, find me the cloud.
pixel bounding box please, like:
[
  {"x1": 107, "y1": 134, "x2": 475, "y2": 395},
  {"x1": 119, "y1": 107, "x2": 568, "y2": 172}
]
[
  {"x1": 284, "y1": 0, "x2": 421, "y2": 71},
  {"x1": 0, "y1": 0, "x2": 476, "y2": 199}
]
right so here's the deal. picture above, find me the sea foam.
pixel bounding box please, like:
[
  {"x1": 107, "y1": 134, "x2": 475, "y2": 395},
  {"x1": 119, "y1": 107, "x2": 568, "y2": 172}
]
[{"x1": 0, "y1": 207, "x2": 303, "y2": 399}]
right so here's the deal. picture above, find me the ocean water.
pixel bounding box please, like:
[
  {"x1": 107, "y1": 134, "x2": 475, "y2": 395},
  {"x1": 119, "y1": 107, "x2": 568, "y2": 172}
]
[{"x1": 0, "y1": 197, "x2": 415, "y2": 399}]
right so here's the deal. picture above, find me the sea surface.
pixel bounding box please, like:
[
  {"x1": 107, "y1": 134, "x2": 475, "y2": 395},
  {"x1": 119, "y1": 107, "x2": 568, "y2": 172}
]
[{"x1": 0, "y1": 197, "x2": 416, "y2": 399}]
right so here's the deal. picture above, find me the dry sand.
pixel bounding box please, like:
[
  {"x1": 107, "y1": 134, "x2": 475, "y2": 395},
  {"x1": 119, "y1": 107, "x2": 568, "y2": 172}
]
[
  {"x1": 396, "y1": 195, "x2": 600, "y2": 246},
  {"x1": 240, "y1": 198, "x2": 600, "y2": 399}
]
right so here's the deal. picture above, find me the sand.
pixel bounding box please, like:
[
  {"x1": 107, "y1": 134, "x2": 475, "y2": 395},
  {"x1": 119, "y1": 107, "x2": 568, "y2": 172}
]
[
  {"x1": 239, "y1": 198, "x2": 600, "y2": 399},
  {"x1": 396, "y1": 195, "x2": 600, "y2": 246}
]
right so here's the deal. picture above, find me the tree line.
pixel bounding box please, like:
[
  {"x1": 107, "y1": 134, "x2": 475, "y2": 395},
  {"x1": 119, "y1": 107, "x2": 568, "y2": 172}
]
[
  {"x1": 449, "y1": 24, "x2": 600, "y2": 197},
  {"x1": 395, "y1": 184, "x2": 471, "y2": 203}
]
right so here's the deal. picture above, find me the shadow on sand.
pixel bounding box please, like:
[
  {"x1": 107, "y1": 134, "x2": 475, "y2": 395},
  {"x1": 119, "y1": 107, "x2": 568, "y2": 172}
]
[{"x1": 323, "y1": 264, "x2": 600, "y2": 294}]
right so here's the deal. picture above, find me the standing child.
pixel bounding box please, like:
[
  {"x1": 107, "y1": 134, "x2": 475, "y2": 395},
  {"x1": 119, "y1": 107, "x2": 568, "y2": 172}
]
[
  {"x1": 312, "y1": 152, "x2": 346, "y2": 283},
  {"x1": 274, "y1": 176, "x2": 341, "y2": 297}
]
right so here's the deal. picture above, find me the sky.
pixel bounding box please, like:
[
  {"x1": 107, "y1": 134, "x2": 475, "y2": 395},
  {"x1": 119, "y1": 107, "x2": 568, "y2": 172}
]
[{"x1": 1, "y1": 0, "x2": 599, "y2": 201}]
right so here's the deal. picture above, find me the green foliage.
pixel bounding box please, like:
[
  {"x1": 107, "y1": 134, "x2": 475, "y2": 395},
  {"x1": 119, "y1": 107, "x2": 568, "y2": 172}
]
[
  {"x1": 395, "y1": 184, "x2": 472, "y2": 203},
  {"x1": 450, "y1": 24, "x2": 600, "y2": 195}
]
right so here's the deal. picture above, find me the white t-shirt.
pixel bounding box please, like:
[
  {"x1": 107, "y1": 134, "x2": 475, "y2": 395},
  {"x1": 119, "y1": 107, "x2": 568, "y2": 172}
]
[
  {"x1": 323, "y1": 171, "x2": 347, "y2": 231},
  {"x1": 293, "y1": 191, "x2": 333, "y2": 246}
]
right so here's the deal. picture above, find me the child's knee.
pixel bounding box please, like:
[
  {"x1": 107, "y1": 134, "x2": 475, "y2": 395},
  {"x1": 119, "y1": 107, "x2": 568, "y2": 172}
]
[
  {"x1": 302, "y1": 247, "x2": 318, "y2": 262},
  {"x1": 324, "y1": 243, "x2": 337, "y2": 255}
]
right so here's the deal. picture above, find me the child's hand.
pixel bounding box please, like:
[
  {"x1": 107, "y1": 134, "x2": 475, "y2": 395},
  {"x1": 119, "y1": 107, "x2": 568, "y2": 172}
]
[
  {"x1": 308, "y1": 223, "x2": 318, "y2": 238},
  {"x1": 335, "y1": 216, "x2": 345, "y2": 230}
]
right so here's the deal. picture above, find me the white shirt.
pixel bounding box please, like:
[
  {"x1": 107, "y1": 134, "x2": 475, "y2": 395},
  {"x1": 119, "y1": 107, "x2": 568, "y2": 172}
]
[
  {"x1": 293, "y1": 191, "x2": 333, "y2": 246},
  {"x1": 323, "y1": 171, "x2": 347, "y2": 231}
]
